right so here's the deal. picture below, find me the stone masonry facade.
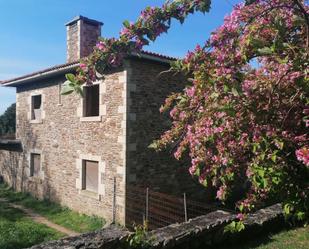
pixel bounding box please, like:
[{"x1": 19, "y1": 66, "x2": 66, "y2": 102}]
[
  {"x1": 0, "y1": 56, "x2": 211, "y2": 225},
  {"x1": 1, "y1": 68, "x2": 126, "y2": 224},
  {"x1": 125, "y1": 59, "x2": 210, "y2": 197}
]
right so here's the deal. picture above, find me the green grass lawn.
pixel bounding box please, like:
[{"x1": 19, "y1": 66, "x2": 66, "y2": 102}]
[
  {"x1": 215, "y1": 226, "x2": 309, "y2": 249},
  {"x1": 0, "y1": 201, "x2": 63, "y2": 249},
  {"x1": 0, "y1": 184, "x2": 105, "y2": 233}
]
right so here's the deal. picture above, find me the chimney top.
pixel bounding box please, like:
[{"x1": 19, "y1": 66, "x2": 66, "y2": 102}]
[
  {"x1": 65, "y1": 15, "x2": 103, "y2": 63},
  {"x1": 65, "y1": 15, "x2": 103, "y2": 27}
]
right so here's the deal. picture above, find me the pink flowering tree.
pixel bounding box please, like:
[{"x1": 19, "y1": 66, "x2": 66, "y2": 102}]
[{"x1": 63, "y1": 0, "x2": 309, "y2": 221}]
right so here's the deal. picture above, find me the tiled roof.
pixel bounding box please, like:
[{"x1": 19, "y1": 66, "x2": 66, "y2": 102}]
[
  {"x1": 1, "y1": 51, "x2": 178, "y2": 86},
  {"x1": 1, "y1": 61, "x2": 79, "y2": 85},
  {"x1": 139, "y1": 50, "x2": 178, "y2": 61}
]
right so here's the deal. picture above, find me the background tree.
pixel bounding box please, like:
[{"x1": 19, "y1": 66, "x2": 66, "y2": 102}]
[{"x1": 0, "y1": 103, "x2": 16, "y2": 138}]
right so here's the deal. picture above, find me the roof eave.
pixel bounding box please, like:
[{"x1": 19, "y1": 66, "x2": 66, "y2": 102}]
[
  {"x1": 131, "y1": 52, "x2": 175, "y2": 64},
  {"x1": 2, "y1": 63, "x2": 79, "y2": 87},
  {"x1": 1, "y1": 53, "x2": 176, "y2": 87}
]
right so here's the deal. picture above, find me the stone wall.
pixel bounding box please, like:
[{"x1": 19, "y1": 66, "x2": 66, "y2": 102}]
[
  {"x1": 28, "y1": 204, "x2": 284, "y2": 249},
  {"x1": 9, "y1": 68, "x2": 127, "y2": 224},
  {"x1": 79, "y1": 20, "x2": 101, "y2": 59},
  {"x1": 125, "y1": 58, "x2": 214, "y2": 204},
  {"x1": 66, "y1": 22, "x2": 79, "y2": 62},
  {"x1": 0, "y1": 150, "x2": 22, "y2": 190}
]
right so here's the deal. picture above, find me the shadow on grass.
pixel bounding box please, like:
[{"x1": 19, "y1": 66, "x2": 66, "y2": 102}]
[{"x1": 0, "y1": 202, "x2": 25, "y2": 222}]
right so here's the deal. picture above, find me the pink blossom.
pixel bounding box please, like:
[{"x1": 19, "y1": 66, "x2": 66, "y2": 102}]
[
  {"x1": 185, "y1": 87, "x2": 195, "y2": 97},
  {"x1": 236, "y1": 213, "x2": 245, "y2": 221},
  {"x1": 79, "y1": 63, "x2": 87, "y2": 70},
  {"x1": 296, "y1": 147, "x2": 309, "y2": 167},
  {"x1": 216, "y1": 185, "x2": 226, "y2": 200},
  {"x1": 96, "y1": 41, "x2": 105, "y2": 51}
]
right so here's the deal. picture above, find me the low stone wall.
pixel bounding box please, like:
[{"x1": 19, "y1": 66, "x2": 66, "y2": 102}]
[
  {"x1": 0, "y1": 149, "x2": 23, "y2": 191},
  {"x1": 28, "y1": 225, "x2": 130, "y2": 249},
  {"x1": 28, "y1": 204, "x2": 283, "y2": 249}
]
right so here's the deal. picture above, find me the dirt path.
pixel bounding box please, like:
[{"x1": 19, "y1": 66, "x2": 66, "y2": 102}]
[{"x1": 0, "y1": 198, "x2": 79, "y2": 236}]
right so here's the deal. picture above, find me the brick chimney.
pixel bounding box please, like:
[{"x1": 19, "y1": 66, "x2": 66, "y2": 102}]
[{"x1": 66, "y1": 15, "x2": 103, "y2": 63}]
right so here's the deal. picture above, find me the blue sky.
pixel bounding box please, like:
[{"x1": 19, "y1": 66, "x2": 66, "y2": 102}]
[{"x1": 0, "y1": 0, "x2": 241, "y2": 114}]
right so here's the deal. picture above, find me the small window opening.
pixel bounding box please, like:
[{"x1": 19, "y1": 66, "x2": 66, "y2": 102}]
[
  {"x1": 83, "y1": 84, "x2": 99, "y2": 117},
  {"x1": 31, "y1": 95, "x2": 42, "y2": 120},
  {"x1": 82, "y1": 160, "x2": 99, "y2": 193},
  {"x1": 30, "y1": 153, "x2": 41, "y2": 177}
]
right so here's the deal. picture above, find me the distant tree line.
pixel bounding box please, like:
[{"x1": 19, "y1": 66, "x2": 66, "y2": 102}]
[{"x1": 0, "y1": 103, "x2": 16, "y2": 138}]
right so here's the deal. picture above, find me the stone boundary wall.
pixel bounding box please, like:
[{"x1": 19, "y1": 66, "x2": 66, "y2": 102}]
[{"x1": 28, "y1": 204, "x2": 283, "y2": 249}]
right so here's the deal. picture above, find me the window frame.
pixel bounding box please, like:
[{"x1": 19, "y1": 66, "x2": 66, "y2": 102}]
[
  {"x1": 31, "y1": 94, "x2": 42, "y2": 121},
  {"x1": 76, "y1": 154, "x2": 105, "y2": 200},
  {"x1": 81, "y1": 159, "x2": 99, "y2": 194},
  {"x1": 29, "y1": 152, "x2": 42, "y2": 178},
  {"x1": 29, "y1": 92, "x2": 44, "y2": 124},
  {"x1": 78, "y1": 81, "x2": 105, "y2": 122},
  {"x1": 83, "y1": 84, "x2": 100, "y2": 118}
]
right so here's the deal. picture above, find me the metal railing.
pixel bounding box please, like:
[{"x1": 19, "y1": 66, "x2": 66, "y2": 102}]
[{"x1": 126, "y1": 185, "x2": 226, "y2": 230}]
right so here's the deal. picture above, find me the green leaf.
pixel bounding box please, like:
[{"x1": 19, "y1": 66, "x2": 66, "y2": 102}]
[
  {"x1": 202, "y1": 179, "x2": 208, "y2": 187},
  {"x1": 194, "y1": 167, "x2": 200, "y2": 177},
  {"x1": 239, "y1": 204, "x2": 244, "y2": 212},
  {"x1": 272, "y1": 177, "x2": 280, "y2": 185},
  {"x1": 296, "y1": 211, "x2": 305, "y2": 221},
  {"x1": 148, "y1": 142, "x2": 158, "y2": 150},
  {"x1": 231, "y1": 87, "x2": 239, "y2": 97},
  {"x1": 61, "y1": 82, "x2": 75, "y2": 95},
  {"x1": 284, "y1": 204, "x2": 291, "y2": 215},
  {"x1": 210, "y1": 92, "x2": 219, "y2": 99},
  {"x1": 262, "y1": 178, "x2": 268, "y2": 188},
  {"x1": 74, "y1": 85, "x2": 84, "y2": 97},
  {"x1": 271, "y1": 153, "x2": 277, "y2": 163},
  {"x1": 123, "y1": 20, "x2": 130, "y2": 28},
  {"x1": 65, "y1": 73, "x2": 75, "y2": 82},
  {"x1": 257, "y1": 168, "x2": 265, "y2": 177},
  {"x1": 253, "y1": 144, "x2": 258, "y2": 153},
  {"x1": 236, "y1": 221, "x2": 245, "y2": 232},
  {"x1": 223, "y1": 84, "x2": 229, "y2": 93},
  {"x1": 258, "y1": 47, "x2": 273, "y2": 56}
]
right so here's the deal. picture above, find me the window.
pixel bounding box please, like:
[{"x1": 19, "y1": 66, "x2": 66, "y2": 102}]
[
  {"x1": 83, "y1": 84, "x2": 99, "y2": 117},
  {"x1": 30, "y1": 153, "x2": 41, "y2": 177},
  {"x1": 31, "y1": 95, "x2": 42, "y2": 120},
  {"x1": 82, "y1": 160, "x2": 99, "y2": 193}
]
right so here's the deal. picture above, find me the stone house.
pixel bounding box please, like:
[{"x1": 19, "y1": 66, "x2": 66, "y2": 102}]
[{"x1": 0, "y1": 16, "x2": 207, "y2": 225}]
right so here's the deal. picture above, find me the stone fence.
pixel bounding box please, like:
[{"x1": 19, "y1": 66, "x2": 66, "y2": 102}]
[{"x1": 29, "y1": 204, "x2": 283, "y2": 249}]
